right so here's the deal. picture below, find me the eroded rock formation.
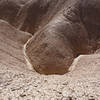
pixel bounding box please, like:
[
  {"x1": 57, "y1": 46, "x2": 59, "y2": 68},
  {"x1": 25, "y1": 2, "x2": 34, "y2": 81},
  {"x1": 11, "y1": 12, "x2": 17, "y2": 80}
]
[
  {"x1": 0, "y1": 0, "x2": 100, "y2": 75},
  {"x1": 0, "y1": 0, "x2": 100, "y2": 99},
  {"x1": 0, "y1": 19, "x2": 32, "y2": 70},
  {"x1": 24, "y1": 0, "x2": 100, "y2": 74}
]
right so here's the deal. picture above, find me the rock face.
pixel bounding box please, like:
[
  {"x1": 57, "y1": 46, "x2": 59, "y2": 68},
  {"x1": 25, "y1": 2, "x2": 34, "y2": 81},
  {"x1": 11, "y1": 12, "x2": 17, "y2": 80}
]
[
  {"x1": 81, "y1": 0, "x2": 100, "y2": 26},
  {"x1": 0, "y1": 0, "x2": 100, "y2": 74},
  {"x1": 0, "y1": 0, "x2": 100, "y2": 99},
  {"x1": 24, "y1": 0, "x2": 100, "y2": 74},
  {"x1": 0, "y1": 0, "x2": 31, "y2": 27},
  {"x1": 0, "y1": 20, "x2": 32, "y2": 70}
]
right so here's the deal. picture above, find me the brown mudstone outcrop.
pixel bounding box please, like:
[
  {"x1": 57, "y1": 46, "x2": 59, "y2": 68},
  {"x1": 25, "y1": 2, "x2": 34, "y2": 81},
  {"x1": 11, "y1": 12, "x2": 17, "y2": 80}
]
[
  {"x1": 0, "y1": 19, "x2": 32, "y2": 69},
  {"x1": 0, "y1": 0, "x2": 31, "y2": 27},
  {"x1": 24, "y1": 0, "x2": 100, "y2": 74},
  {"x1": 0, "y1": 0, "x2": 100, "y2": 75},
  {"x1": 0, "y1": 0, "x2": 100, "y2": 99}
]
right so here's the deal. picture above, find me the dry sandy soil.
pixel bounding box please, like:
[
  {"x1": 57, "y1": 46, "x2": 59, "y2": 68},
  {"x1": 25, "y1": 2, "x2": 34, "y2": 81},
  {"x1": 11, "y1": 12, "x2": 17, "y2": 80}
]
[{"x1": 0, "y1": 0, "x2": 100, "y2": 99}]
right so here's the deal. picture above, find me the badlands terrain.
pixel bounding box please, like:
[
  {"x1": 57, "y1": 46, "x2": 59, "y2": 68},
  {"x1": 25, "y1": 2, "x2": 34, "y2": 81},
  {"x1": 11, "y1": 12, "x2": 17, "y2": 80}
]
[{"x1": 0, "y1": 0, "x2": 100, "y2": 99}]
